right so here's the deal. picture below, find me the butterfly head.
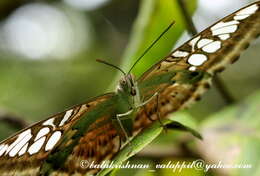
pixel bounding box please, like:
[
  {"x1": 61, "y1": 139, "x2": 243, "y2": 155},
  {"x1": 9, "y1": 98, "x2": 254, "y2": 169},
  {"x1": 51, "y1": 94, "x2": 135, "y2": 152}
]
[
  {"x1": 95, "y1": 59, "x2": 139, "y2": 97},
  {"x1": 117, "y1": 74, "x2": 137, "y2": 97}
]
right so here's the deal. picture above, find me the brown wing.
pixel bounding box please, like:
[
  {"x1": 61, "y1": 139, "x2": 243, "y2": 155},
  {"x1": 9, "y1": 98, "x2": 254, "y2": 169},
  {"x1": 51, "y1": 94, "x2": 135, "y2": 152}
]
[
  {"x1": 134, "y1": 2, "x2": 260, "y2": 132},
  {"x1": 0, "y1": 93, "x2": 121, "y2": 176}
]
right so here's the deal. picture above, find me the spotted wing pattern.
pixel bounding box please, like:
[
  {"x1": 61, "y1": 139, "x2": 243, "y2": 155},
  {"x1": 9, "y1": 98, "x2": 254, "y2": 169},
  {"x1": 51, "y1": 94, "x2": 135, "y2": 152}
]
[
  {"x1": 134, "y1": 2, "x2": 260, "y2": 131},
  {"x1": 0, "y1": 93, "x2": 121, "y2": 176},
  {"x1": 54, "y1": 2, "x2": 260, "y2": 174},
  {"x1": 0, "y1": 2, "x2": 259, "y2": 176}
]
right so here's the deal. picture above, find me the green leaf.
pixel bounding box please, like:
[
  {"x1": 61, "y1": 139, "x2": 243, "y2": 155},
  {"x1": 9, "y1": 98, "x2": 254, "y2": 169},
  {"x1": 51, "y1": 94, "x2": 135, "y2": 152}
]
[
  {"x1": 109, "y1": 0, "x2": 197, "y2": 89},
  {"x1": 123, "y1": 0, "x2": 197, "y2": 76},
  {"x1": 97, "y1": 120, "x2": 164, "y2": 176},
  {"x1": 167, "y1": 111, "x2": 202, "y2": 139},
  {"x1": 97, "y1": 112, "x2": 200, "y2": 176},
  {"x1": 197, "y1": 90, "x2": 260, "y2": 176},
  {"x1": 166, "y1": 121, "x2": 202, "y2": 140}
]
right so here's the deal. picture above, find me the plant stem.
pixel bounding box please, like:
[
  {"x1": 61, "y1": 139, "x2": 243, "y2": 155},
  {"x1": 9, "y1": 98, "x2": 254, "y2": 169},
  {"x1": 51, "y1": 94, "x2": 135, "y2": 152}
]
[{"x1": 177, "y1": 0, "x2": 235, "y2": 104}]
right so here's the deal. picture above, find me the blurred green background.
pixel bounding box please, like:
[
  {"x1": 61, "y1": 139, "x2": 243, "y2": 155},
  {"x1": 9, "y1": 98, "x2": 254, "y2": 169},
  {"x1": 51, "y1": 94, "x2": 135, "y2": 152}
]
[{"x1": 0, "y1": 0, "x2": 259, "y2": 176}]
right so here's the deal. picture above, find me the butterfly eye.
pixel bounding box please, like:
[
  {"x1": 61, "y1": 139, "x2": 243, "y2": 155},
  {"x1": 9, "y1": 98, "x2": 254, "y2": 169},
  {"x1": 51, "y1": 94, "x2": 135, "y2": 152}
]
[{"x1": 120, "y1": 79, "x2": 126, "y2": 85}]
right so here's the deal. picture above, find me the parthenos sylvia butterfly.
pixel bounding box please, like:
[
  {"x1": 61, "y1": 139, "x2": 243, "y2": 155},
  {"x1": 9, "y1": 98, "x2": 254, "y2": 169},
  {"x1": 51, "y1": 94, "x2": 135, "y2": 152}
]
[{"x1": 0, "y1": 1, "x2": 259, "y2": 176}]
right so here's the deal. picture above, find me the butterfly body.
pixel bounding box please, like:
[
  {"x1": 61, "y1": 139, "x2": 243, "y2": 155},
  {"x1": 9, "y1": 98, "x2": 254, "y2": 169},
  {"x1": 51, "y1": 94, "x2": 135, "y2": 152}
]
[{"x1": 0, "y1": 2, "x2": 260, "y2": 176}]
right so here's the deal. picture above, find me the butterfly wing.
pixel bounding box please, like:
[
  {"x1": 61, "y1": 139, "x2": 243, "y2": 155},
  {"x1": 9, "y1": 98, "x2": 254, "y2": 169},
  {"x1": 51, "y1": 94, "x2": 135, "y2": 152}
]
[
  {"x1": 0, "y1": 93, "x2": 122, "y2": 176},
  {"x1": 134, "y1": 2, "x2": 260, "y2": 131}
]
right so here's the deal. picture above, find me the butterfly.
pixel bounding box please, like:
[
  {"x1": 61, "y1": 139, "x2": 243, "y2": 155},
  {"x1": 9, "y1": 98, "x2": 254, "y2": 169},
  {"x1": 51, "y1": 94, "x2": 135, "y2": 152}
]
[{"x1": 0, "y1": 1, "x2": 259, "y2": 176}]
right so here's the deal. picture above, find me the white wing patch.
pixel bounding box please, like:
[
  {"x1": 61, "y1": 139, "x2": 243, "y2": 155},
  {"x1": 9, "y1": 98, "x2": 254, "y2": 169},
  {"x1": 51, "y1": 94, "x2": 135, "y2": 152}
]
[
  {"x1": 210, "y1": 3, "x2": 259, "y2": 41},
  {"x1": 234, "y1": 15, "x2": 250, "y2": 20},
  {"x1": 8, "y1": 134, "x2": 32, "y2": 157},
  {"x1": 45, "y1": 131, "x2": 62, "y2": 151},
  {"x1": 18, "y1": 143, "x2": 28, "y2": 156},
  {"x1": 201, "y1": 41, "x2": 221, "y2": 53},
  {"x1": 0, "y1": 145, "x2": 4, "y2": 151},
  {"x1": 188, "y1": 54, "x2": 208, "y2": 66},
  {"x1": 35, "y1": 127, "x2": 50, "y2": 141},
  {"x1": 0, "y1": 112, "x2": 69, "y2": 157},
  {"x1": 189, "y1": 66, "x2": 197, "y2": 71},
  {"x1": 42, "y1": 118, "x2": 55, "y2": 128},
  {"x1": 211, "y1": 20, "x2": 240, "y2": 31},
  {"x1": 59, "y1": 109, "x2": 73, "y2": 127},
  {"x1": 218, "y1": 34, "x2": 230, "y2": 40},
  {"x1": 197, "y1": 39, "x2": 221, "y2": 53},
  {"x1": 186, "y1": 37, "x2": 220, "y2": 70},
  {"x1": 236, "y1": 4, "x2": 258, "y2": 16},
  {"x1": 197, "y1": 38, "x2": 213, "y2": 48},
  {"x1": 211, "y1": 23, "x2": 238, "y2": 36},
  {"x1": 28, "y1": 137, "x2": 46, "y2": 155},
  {"x1": 233, "y1": 4, "x2": 258, "y2": 20},
  {"x1": 0, "y1": 128, "x2": 51, "y2": 157},
  {"x1": 185, "y1": 3, "x2": 259, "y2": 71},
  {"x1": 0, "y1": 128, "x2": 63, "y2": 157},
  {"x1": 189, "y1": 35, "x2": 201, "y2": 51},
  {"x1": 6, "y1": 129, "x2": 32, "y2": 157},
  {"x1": 172, "y1": 50, "x2": 189, "y2": 57},
  {"x1": 0, "y1": 107, "x2": 76, "y2": 158},
  {"x1": 0, "y1": 144, "x2": 8, "y2": 156}
]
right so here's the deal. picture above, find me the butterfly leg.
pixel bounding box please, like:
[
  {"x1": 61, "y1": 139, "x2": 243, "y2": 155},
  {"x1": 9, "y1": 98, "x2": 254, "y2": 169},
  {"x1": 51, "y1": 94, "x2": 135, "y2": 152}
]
[
  {"x1": 116, "y1": 109, "x2": 133, "y2": 143},
  {"x1": 137, "y1": 92, "x2": 159, "y2": 108}
]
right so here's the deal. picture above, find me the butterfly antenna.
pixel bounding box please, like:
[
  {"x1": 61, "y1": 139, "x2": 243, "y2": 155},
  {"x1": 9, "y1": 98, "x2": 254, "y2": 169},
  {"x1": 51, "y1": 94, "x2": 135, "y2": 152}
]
[
  {"x1": 96, "y1": 59, "x2": 126, "y2": 76},
  {"x1": 128, "y1": 21, "x2": 175, "y2": 74}
]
